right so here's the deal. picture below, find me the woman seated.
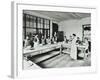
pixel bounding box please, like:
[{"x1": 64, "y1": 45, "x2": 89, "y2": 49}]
[
  {"x1": 46, "y1": 37, "x2": 51, "y2": 44},
  {"x1": 23, "y1": 36, "x2": 31, "y2": 49},
  {"x1": 50, "y1": 37, "x2": 54, "y2": 44},
  {"x1": 76, "y1": 37, "x2": 82, "y2": 45},
  {"x1": 78, "y1": 38, "x2": 89, "y2": 59},
  {"x1": 83, "y1": 38, "x2": 89, "y2": 54},
  {"x1": 29, "y1": 37, "x2": 34, "y2": 48},
  {"x1": 33, "y1": 35, "x2": 39, "y2": 48}
]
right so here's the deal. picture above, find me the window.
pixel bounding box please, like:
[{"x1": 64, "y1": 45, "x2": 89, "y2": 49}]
[{"x1": 23, "y1": 13, "x2": 50, "y2": 39}]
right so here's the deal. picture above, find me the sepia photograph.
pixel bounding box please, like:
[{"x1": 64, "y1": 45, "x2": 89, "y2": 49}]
[{"x1": 22, "y1": 10, "x2": 91, "y2": 70}]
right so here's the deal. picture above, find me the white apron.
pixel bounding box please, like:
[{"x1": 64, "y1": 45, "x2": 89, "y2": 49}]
[{"x1": 70, "y1": 37, "x2": 77, "y2": 60}]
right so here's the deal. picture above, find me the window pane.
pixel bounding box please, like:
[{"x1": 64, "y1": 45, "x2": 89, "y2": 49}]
[
  {"x1": 26, "y1": 28, "x2": 36, "y2": 33},
  {"x1": 33, "y1": 17, "x2": 36, "y2": 22},
  {"x1": 32, "y1": 17, "x2": 36, "y2": 28},
  {"x1": 30, "y1": 16, "x2": 33, "y2": 27},
  {"x1": 40, "y1": 23, "x2": 43, "y2": 28},
  {"x1": 44, "y1": 19, "x2": 46, "y2": 24},
  {"x1": 38, "y1": 23, "x2": 41, "y2": 28},
  {"x1": 46, "y1": 20, "x2": 49, "y2": 25},
  {"x1": 41, "y1": 19, "x2": 43, "y2": 24},
  {"x1": 47, "y1": 25, "x2": 49, "y2": 29},
  {"x1": 26, "y1": 15, "x2": 30, "y2": 27},
  {"x1": 38, "y1": 18, "x2": 41, "y2": 23},
  {"x1": 33, "y1": 22, "x2": 36, "y2": 28},
  {"x1": 26, "y1": 21, "x2": 29, "y2": 27},
  {"x1": 30, "y1": 21, "x2": 33, "y2": 27},
  {"x1": 44, "y1": 25, "x2": 47, "y2": 29}
]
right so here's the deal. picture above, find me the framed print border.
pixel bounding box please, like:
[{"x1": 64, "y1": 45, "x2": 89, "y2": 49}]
[{"x1": 11, "y1": 1, "x2": 97, "y2": 78}]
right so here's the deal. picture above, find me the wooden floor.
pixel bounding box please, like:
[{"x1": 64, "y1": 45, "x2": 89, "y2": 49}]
[{"x1": 27, "y1": 51, "x2": 91, "y2": 68}]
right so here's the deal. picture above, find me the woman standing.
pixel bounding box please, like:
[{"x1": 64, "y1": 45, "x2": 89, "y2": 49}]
[{"x1": 70, "y1": 34, "x2": 77, "y2": 60}]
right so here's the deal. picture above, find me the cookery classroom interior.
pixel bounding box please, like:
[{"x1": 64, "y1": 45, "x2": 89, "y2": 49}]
[{"x1": 23, "y1": 10, "x2": 91, "y2": 70}]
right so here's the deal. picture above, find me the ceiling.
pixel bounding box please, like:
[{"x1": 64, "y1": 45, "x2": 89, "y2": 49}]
[{"x1": 25, "y1": 10, "x2": 91, "y2": 22}]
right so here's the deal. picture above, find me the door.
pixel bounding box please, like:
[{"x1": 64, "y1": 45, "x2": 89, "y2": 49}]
[{"x1": 52, "y1": 23, "x2": 58, "y2": 37}]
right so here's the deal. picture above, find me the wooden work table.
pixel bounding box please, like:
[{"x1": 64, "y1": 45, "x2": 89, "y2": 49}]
[
  {"x1": 23, "y1": 42, "x2": 63, "y2": 57},
  {"x1": 23, "y1": 42, "x2": 87, "y2": 59}
]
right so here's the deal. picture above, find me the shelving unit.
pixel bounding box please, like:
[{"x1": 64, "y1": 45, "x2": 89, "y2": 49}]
[
  {"x1": 82, "y1": 24, "x2": 91, "y2": 41},
  {"x1": 82, "y1": 24, "x2": 91, "y2": 52}
]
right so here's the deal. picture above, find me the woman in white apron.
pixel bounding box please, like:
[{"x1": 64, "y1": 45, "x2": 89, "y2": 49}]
[
  {"x1": 70, "y1": 34, "x2": 77, "y2": 60},
  {"x1": 34, "y1": 35, "x2": 39, "y2": 48}
]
